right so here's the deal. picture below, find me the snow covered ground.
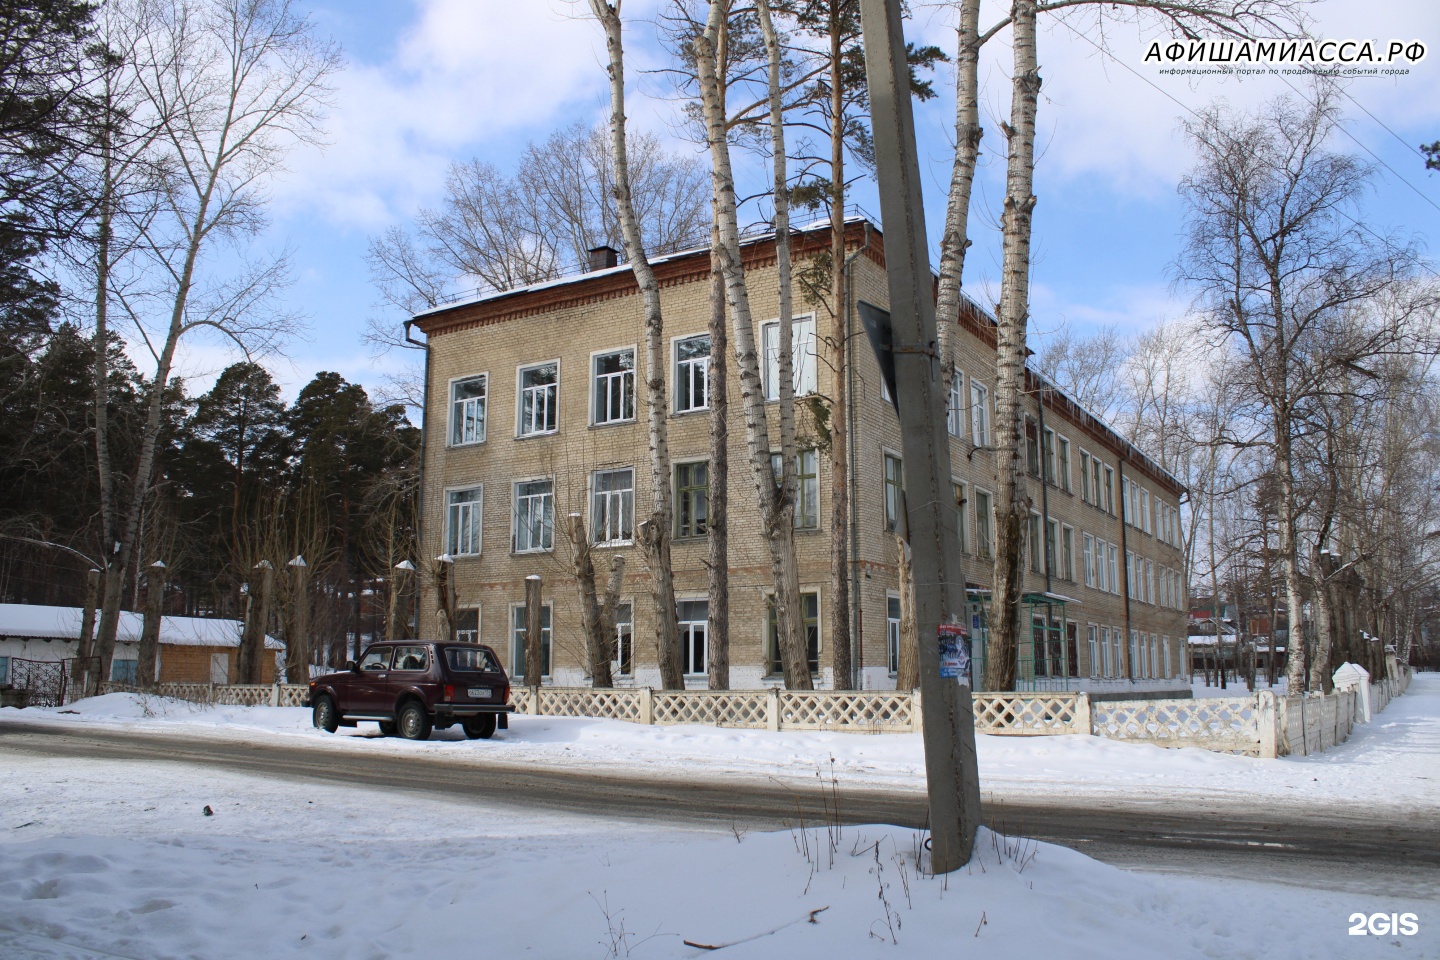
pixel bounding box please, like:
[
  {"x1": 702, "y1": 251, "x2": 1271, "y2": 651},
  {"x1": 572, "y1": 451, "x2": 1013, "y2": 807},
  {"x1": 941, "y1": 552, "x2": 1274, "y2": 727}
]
[
  {"x1": 5, "y1": 674, "x2": 1438, "y2": 813},
  {"x1": 2, "y1": 745, "x2": 1435, "y2": 959}
]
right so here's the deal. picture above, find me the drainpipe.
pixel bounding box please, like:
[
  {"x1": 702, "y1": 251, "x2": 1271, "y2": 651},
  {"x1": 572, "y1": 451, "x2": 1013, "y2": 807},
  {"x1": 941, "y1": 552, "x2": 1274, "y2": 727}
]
[
  {"x1": 404, "y1": 319, "x2": 430, "y2": 637},
  {"x1": 1117, "y1": 458, "x2": 1133, "y2": 681},
  {"x1": 844, "y1": 220, "x2": 871, "y2": 689}
]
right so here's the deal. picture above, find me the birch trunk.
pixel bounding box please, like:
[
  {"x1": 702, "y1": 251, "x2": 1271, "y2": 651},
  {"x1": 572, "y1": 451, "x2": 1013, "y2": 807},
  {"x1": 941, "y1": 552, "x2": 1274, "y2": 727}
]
[
  {"x1": 588, "y1": 0, "x2": 684, "y2": 689},
  {"x1": 525, "y1": 575, "x2": 544, "y2": 685},
  {"x1": 982, "y1": 0, "x2": 1040, "y2": 692},
  {"x1": 934, "y1": 0, "x2": 982, "y2": 389},
  {"x1": 1277, "y1": 426, "x2": 1308, "y2": 694},
  {"x1": 1310, "y1": 548, "x2": 1337, "y2": 693},
  {"x1": 568, "y1": 513, "x2": 613, "y2": 688},
  {"x1": 598, "y1": 555, "x2": 627, "y2": 674},
  {"x1": 137, "y1": 561, "x2": 165, "y2": 688},
  {"x1": 707, "y1": 240, "x2": 731, "y2": 690}
]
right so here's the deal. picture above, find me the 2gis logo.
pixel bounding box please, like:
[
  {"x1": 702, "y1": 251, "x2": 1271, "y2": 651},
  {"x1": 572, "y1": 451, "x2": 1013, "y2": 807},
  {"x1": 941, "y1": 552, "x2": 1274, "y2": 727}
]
[{"x1": 1348, "y1": 912, "x2": 1420, "y2": 937}]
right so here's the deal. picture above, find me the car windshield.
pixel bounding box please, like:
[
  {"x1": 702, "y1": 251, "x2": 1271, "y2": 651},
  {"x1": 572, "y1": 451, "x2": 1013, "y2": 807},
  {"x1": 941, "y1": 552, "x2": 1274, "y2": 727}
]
[
  {"x1": 358, "y1": 648, "x2": 391, "y2": 671},
  {"x1": 446, "y1": 646, "x2": 501, "y2": 673}
]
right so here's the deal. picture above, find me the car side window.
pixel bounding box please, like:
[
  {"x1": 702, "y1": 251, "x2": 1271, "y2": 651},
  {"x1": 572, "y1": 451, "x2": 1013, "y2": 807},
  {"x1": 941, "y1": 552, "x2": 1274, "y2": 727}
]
[
  {"x1": 393, "y1": 645, "x2": 430, "y2": 671},
  {"x1": 359, "y1": 648, "x2": 391, "y2": 671}
]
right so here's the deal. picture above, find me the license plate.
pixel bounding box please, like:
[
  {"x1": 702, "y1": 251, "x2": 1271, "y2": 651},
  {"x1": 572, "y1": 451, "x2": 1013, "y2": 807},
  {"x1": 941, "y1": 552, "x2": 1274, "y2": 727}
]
[{"x1": 467, "y1": 687, "x2": 492, "y2": 698}]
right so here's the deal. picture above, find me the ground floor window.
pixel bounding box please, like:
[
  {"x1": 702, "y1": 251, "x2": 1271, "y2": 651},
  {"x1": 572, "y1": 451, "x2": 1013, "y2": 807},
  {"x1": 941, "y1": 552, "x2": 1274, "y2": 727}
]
[
  {"x1": 678, "y1": 599, "x2": 708, "y2": 676},
  {"x1": 767, "y1": 590, "x2": 819, "y2": 676},
  {"x1": 1087, "y1": 625, "x2": 1099, "y2": 678},
  {"x1": 110, "y1": 659, "x2": 138, "y2": 684},
  {"x1": 887, "y1": 594, "x2": 902, "y2": 675},
  {"x1": 615, "y1": 603, "x2": 633, "y2": 676},
  {"x1": 454, "y1": 607, "x2": 479, "y2": 644},
  {"x1": 510, "y1": 604, "x2": 552, "y2": 681}
]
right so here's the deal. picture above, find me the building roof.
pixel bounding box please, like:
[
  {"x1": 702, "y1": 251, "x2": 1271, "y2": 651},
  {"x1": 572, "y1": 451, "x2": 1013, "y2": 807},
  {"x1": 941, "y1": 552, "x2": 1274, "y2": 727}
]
[{"x1": 0, "y1": 603, "x2": 283, "y2": 650}]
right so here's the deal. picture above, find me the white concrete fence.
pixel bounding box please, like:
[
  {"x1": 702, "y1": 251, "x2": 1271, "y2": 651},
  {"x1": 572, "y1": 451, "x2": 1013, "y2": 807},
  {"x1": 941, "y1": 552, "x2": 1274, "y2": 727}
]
[{"x1": 99, "y1": 666, "x2": 1411, "y2": 759}]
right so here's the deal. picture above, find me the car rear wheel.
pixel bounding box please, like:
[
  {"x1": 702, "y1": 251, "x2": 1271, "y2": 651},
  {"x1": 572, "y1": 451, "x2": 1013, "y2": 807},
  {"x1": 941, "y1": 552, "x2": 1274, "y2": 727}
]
[
  {"x1": 397, "y1": 701, "x2": 432, "y2": 741},
  {"x1": 463, "y1": 714, "x2": 497, "y2": 740},
  {"x1": 312, "y1": 695, "x2": 339, "y2": 733},
  {"x1": 377, "y1": 721, "x2": 397, "y2": 737}
]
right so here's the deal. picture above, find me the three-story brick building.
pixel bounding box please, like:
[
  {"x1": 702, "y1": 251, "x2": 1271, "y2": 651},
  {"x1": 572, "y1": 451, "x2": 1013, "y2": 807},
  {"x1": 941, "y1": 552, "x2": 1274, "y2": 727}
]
[{"x1": 409, "y1": 218, "x2": 1189, "y2": 692}]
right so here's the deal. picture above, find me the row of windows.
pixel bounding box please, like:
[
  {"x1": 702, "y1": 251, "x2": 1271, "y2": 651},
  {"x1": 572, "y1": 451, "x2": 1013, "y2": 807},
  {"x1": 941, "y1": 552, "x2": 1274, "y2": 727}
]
[
  {"x1": 445, "y1": 454, "x2": 822, "y2": 556},
  {"x1": 1085, "y1": 626, "x2": 1175, "y2": 680},
  {"x1": 466, "y1": 593, "x2": 821, "y2": 683},
  {"x1": 449, "y1": 319, "x2": 820, "y2": 447}
]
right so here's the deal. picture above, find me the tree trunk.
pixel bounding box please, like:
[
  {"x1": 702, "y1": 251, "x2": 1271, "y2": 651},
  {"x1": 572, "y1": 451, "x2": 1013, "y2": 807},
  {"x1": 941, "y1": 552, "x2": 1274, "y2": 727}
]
[
  {"x1": 696, "y1": 1, "x2": 811, "y2": 691},
  {"x1": 525, "y1": 574, "x2": 544, "y2": 685},
  {"x1": 137, "y1": 561, "x2": 165, "y2": 688},
  {"x1": 387, "y1": 560, "x2": 414, "y2": 642},
  {"x1": 434, "y1": 557, "x2": 457, "y2": 644},
  {"x1": 588, "y1": 0, "x2": 683, "y2": 689},
  {"x1": 896, "y1": 535, "x2": 918, "y2": 689},
  {"x1": 285, "y1": 556, "x2": 310, "y2": 684},
  {"x1": 826, "y1": 2, "x2": 853, "y2": 691},
  {"x1": 707, "y1": 241, "x2": 731, "y2": 691},
  {"x1": 934, "y1": 0, "x2": 983, "y2": 383},
  {"x1": 982, "y1": 0, "x2": 1040, "y2": 692},
  {"x1": 598, "y1": 555, "x2": 627, "y2": 676},
  {"x1": 238, "y1": 561, "x2": 274, "y2": 684},
  {"x1": 1310, "y1": 548, "x2": 1337, "y2": 693},
  {"x1": 75, "y1": 568, "x2": 100, "y2": 692},
  {"x1": 568, "y1": 513, "x2": 613, "y2": 688}
]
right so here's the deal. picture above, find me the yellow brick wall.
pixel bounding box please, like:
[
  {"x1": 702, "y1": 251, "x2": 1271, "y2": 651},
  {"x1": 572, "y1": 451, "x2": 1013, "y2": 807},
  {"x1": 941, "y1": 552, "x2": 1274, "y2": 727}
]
[{"x1": 159, "y1": 645, "x2": 277, "y2": 684}]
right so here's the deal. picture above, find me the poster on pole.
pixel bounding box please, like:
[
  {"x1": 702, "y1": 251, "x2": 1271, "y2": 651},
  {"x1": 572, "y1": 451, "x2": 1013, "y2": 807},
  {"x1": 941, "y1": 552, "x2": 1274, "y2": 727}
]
[{"x1": 938, "y1": 621, "x2": 971, "y2": 685}]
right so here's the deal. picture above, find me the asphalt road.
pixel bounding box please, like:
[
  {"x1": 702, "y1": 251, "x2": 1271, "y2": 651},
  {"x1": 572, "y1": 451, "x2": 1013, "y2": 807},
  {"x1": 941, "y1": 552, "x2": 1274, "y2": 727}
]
[{"x1": 4, "y1": 721, "x2": 1437, "y2": 900}]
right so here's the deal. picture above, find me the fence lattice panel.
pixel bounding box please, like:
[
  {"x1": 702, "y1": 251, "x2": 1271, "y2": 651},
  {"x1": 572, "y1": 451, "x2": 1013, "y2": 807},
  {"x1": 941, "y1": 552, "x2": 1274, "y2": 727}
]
[
  {"x1": 973, "y1": 693, "x2": 1081, "y2": 734},
  {"x1": 653, "y1": 690, "x2": 769, "y2": 728},
  {"x1": 508, "y1": 687, "x2": 533, "y2": 715},
  {"x1": 539, "y1": 689, "x2": 644, "y2": 723},
  {"x1": 276, "y1": 685, "x2": 310, "y2": 707},
  {"x1": 1094, "y1": 696, "x2": 1259, "y2": 754},
  {"x1": 779, "y1": 691, "x2": 915, "y2": 731}
]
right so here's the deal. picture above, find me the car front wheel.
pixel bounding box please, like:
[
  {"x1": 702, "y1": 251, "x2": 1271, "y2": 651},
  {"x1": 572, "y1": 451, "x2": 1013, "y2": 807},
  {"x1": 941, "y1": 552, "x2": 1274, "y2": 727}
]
[
  {"x1": 463, "y1": 714, "x2": 497, "y2": 740},
  {"x1": 397, "y1": 701, "x2": 432, "y2": 741},
  {"x1": 312, "y1": 695, "x2": 339, "y2": 733}
]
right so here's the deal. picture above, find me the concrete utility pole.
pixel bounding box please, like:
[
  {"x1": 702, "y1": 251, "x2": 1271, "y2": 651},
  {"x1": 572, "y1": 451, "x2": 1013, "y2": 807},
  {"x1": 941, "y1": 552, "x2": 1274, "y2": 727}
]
[{"x1": 858, "y1": 0, "x2": 982, "y2": 871}]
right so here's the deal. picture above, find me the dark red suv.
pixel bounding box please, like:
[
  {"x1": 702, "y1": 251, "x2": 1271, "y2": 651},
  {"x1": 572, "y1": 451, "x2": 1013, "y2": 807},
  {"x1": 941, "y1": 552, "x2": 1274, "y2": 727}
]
[{"x1": 308, "y1": 641, "x2": 512, "y2": 741}]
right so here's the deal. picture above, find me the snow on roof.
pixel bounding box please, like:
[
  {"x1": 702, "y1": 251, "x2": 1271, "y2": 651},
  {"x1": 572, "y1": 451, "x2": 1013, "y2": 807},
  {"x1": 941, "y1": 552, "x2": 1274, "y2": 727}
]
[{"x1": 0, "y1": 603, "x2": 282, "y2": 649}]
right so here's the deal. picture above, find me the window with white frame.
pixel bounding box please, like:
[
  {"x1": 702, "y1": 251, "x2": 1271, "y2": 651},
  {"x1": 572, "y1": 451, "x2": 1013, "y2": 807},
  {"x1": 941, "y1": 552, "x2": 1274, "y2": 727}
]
[
  {"x1": 678, "y1": 599, "x2": 708, "y2": 675},
  {"x1": 454, "y1": 607, "x2": 480, "y2": 644},
  {"x1": 771, "y1": 450, "x2": 819, "y2": 529},
  {"x1": 1057, "y1": 436, "x2": 1071, "y2": 492},
  {"x1": 510, "y1": 603, "x2": 552, "y2": 681},
  {"x1": 1162, "y1": 636, "x2": 1171, "y2": 679},
  {"x1": 615, "y1": 602, "x2": 634, "y2": 676},
  {"x1": 591, "y1": 468, "x2": 634, "y2": 544},
  {"x1": 517, "y1": 361, "x2": 558, "y2": 436},
  {"x1": 1061, "y1": 525, "x2": 1074, "y2": 581},
  {"x1": 1112, "y1": 627, "x2": 1124, "y2": 678},
  {"x1": 1045, "y1": 518, "x2": 1058, "y2": 576},
  {"x1": 761, "y1": 316, "x2": 817, "y2": 400},
  {"x1": 1125, "y1": 551, "x2": 1135, "y2": 599},
  {"x1": 947, "y1": 371, "x2": 965, "y2": 437},
  {"x1": 675, "y1": 461, "x2": 709, "y2": 538},
  {"x1": 970, "y1": 381, "x2": 990, "y2": 446},
  {"x1": 1079, "y1": 451, "x2": 1092, "y2": 503},
  {"x1": 1083, "y1": 533, "x2": 1095, "y2": 588},
  {"x1": 1103, "y1": 465, "x2": 1115, "y2": 514},
  {"x1": 592, "y1": 348, "x2": 635, "y2": 425},
  {"x1": 954, "y1": 482, "x2": 969, "y2": 554},
  {"x1": 1145, "y1": 559, "x2": 1154, "y2": 604},
  {"x1": 1107, "y1": 543, "x2": 1119, "y2": 595},
  {"x1": 767, "y1": 590, "x2": 820, "y2": 675},
  {"x1": 450, "y1": 375, "x2": 487, "y2": 446},
  {"x1": 675, "y1": 334, "x2": 710, "y2": 412},
  {"x1": 1121, "y1": 477, "x2": 1132, "y2": 524},
  {"x1": 1088, "y1": 624, "x2": 1099, "y2": 678},
  {"x1": 1129, "y1": 630, "x2": 1140, "y2": 679},
  {"x1": 1028, "y1": 512, "x2": 1042, "y2": 573},
  {"x1": 887, "y1": 594, "x2": 902, "y2": 675},
  {"x1": 974, "y1": 488, "x2": 993, "y2": 559},
  {"x1": 1140, "y1": 488, "x2": 1151, "y2": 534},
  {"x1": 1100, "y1": 625, "x2": 1112, "y2": 677},
  {"x1": 447, "y1": 486, "x2": 482, "y2": 557},
  {"x1": 513, "y1": 479, "x2": 554, "y2": 552},
  {"x1": 1129, "y1": 481, "x2": 1140, "y2": 528},
  {"x1": 1043, "y1": 427, "x2": 1056, "y2": 485},
  {"x1": 883, "y1": 453, "x2": 903, "y2": 531}
]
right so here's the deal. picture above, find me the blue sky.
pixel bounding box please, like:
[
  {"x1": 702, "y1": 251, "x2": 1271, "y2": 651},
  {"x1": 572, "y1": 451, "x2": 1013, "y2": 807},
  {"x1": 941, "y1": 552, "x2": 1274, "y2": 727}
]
[{"x1": 189, "y1": 0, "x2": 1440, "y2": 406}]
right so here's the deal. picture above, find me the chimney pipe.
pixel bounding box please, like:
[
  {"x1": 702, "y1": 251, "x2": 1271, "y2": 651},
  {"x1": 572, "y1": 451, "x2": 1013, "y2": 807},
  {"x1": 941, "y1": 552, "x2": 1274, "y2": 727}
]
[{"x1": 587, "y1": 245, "x2": 619, "y2": 272}]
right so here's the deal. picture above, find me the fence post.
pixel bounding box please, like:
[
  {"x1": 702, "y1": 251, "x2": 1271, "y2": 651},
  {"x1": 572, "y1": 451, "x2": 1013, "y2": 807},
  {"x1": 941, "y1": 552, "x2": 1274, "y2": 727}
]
[
  {"x1": 766, "y1": 687, "x2": 781, "y2": 732},
  {"x1": 911, "y1": 687, "x2": 923, "y2": 733},
  {"x1": 639, "y1": 687, "x2": 653, "y2": 726},
  {"x1": 528, "y1": 686, "x2": 541, "y2": 715},
  {"x1": 1074, "y1": 692, "x2": 1093, "y2": 736},
  {"x1": 1257, "y1": 691, "x2": 1277, "y2": 759}
]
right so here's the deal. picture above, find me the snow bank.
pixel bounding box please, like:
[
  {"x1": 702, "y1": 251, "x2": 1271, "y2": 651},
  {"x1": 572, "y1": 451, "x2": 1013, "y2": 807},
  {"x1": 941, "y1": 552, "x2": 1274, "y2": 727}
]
[{"x1": 0, "y1": 751, "x2": 1431, "y2": 959}]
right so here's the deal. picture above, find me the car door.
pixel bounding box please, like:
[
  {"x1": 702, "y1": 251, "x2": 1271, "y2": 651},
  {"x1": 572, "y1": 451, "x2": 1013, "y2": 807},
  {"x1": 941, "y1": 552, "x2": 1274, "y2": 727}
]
[
  {"x1": 351, "y1": 645, "x2": 394, "y2": 714},
  {"x1": 388, "y1": 644, "x2": 434, "y2": 711}
]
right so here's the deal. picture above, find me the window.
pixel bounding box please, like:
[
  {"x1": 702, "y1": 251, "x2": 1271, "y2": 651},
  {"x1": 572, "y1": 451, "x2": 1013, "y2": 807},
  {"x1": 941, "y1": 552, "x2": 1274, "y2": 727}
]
[
  {"x1": 1083, "y1": 534, "x2": 1095, "y2": 588},
  {"x1": 615, "y1": 603, "x2": 634, "y2": 676},
  {"x1": 393, "y1": 645, "x2": 429, "y2": 671},
  {"x1": 110, "y1": 659, "x2": 138, "y2": 683},
  {"x1": 768, "y1": 591, "x2": 820, "y2": 675},
  {"x1": 1091, "y1": 457, "x2": 1103, "y2": 509},
  {"x1": 1045, "y1": 518, "x2": 1058, "y2": 576},
  {"x1": 1025, "y1": 419, "x2": 1040, "y2": 478},
  {"x1": 1057, "y1": 436, "x2": 1071, "y2": 492},
  {"x1": 887, "y1": 594, "x2": 902, "y2": 675},
  {"x1": 1162, "y1": 636, "x2": 1171, "y2": 679},
  {"x1": 0, "y1": 656, "x2": 7, "y2": 684},
  {"x1": 1042, "y1": 427, "x2": 1056, "y2": 484},
  {"x1": 947, "y1": 371, "x2": 965, "y2": 437},
  {"x1": 1079, "y1": 451, "x2": 1092, "y2": 503},
  {"x1": 1107, "y1": 543, "x2": 1119, "y2": 595},
  {"x1": 510, "y1": 604, "x2": 552, "y2": 680},
  {"x1": 593, "y1": 348, "x2": 635, "y2": 424},
  {"x1": 1111, "y1": 628, "x2": 1124, "y2": 678},
  {"x1": 514, "y1": 479, "x2": 554, "y2": 552},
  {"x1": 1130, "y1": 482, "x2": 1141, "y2": 529},
  {"x1": 1100, "y1": 626, "x2": 1112, "y2": 677},
  {"x1": 771, "y1": 450, "x2": 819, "y2": 529},
  {"x1": 1129, "y1": 630, "x2": 1140, "y2": 679},
  {"x1": 518, "y1": 361, "x2": 558, "y2": 436},
  {"x1": 454, "y1": 608, "x2": 479, "y2": 644},
  {"x1": 675, "y1": 334, "x2": 710, "y2": 412},
  {"x1": 1087, "y1": 625, "x2": 1099, "y2": 678},
  {"x1": 675, "y1": 461, "x2": 709, "y2": 538},
  {"x1": 447, "y1": 645, "x2": 500, "y2": 672},
  {"x1": 447, "y1": 486, "x2": 483, "y2": 557},
  {"x1": 359, "y1": 647, "x2": 391, "y2": 671},
  {"x1": 591, "y1": 468, "x2": 634, "y2": 544},
  {"x1": 1061, "y1": 525, "x2": 1074, "y2": 581},
  {"x1": 1103, "y1": 466, "x2": 1115, "y2": 514},
  {"x1": 954, "y1": 482, "x2": 969, "y2": 554},
  {"x1": 451, "y1": 375, "x2": 487, "y2": 446},
  {"x1": 678, "y1": 599, "x2": 708, "y2": 675},
  {"x1": 762, "y1": 316, "x2": 817, "y2": 399},
  {"x1": 1145, "y1": 559, "x2": 1155, "y2": 605},
  {"x1": 1140, "y1": 488, "x2": 1151, "y2": 534},
  {"x1": 1121, "y1": 477, "x2": 1132, "y2": 524},
  {"x1": 1028, "y1": 512, "x2": 1042, "y2": 573},
  {"x1": 970, "y1": 381, "x2": 990, "y2": 446},
  {"x1": 975, "y1": 489, "x2": 993, "y2": 559},
  {"x1": 883, "y1": 453, "x2": 903, "y2": 531},
  {"x1": 1125, "y1": 551, "x2": 1135, "y2": 599}
]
